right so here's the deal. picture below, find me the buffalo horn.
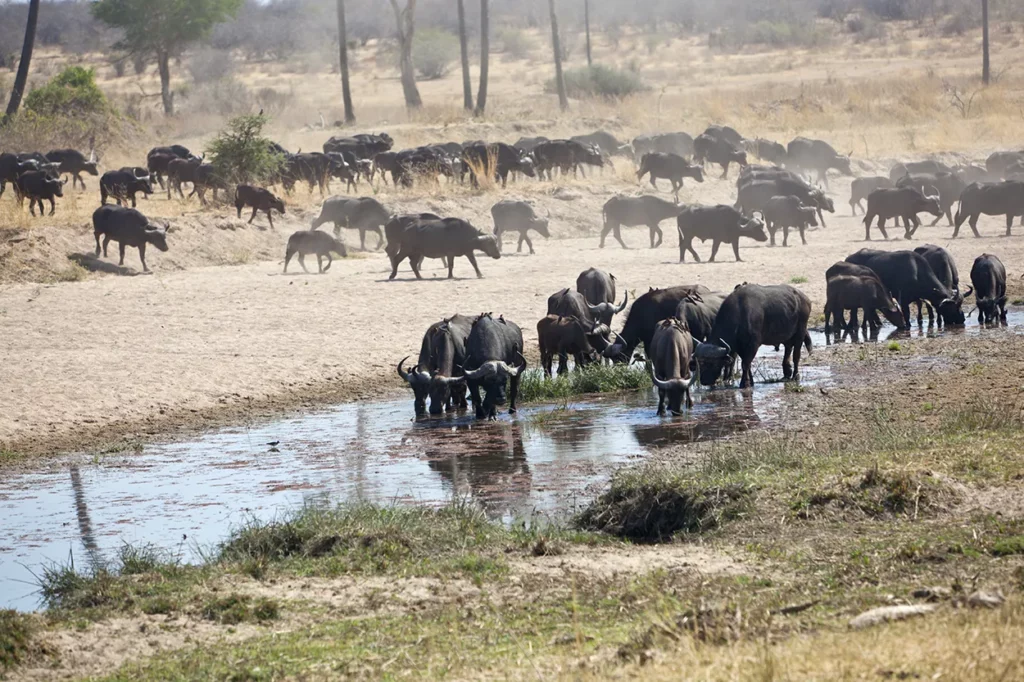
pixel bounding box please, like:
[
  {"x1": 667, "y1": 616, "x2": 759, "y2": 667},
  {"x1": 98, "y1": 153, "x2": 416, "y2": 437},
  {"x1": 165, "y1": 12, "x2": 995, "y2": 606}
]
[
  {"x1": 462, "y1": 362, "x2": 496, "y2": 380},
  {"x1": 614, "y1": 291, "x2": 629, "y2": 313},
  {"x1": 397, "y1": 356, "x2": 412, "y2": 382},
  {"x1": 962, "y1": 285, "x2": 973, "y2": 299}
]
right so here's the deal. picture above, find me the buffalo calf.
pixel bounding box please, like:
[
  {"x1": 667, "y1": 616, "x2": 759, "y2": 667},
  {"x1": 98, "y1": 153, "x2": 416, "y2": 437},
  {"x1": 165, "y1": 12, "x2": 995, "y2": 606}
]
[
  {"x1": 235, "y1": 185, "x2": 285, "y2": 229},
  {"x1": 284, "y1": 230, "x2": 347, "y2": 273}
]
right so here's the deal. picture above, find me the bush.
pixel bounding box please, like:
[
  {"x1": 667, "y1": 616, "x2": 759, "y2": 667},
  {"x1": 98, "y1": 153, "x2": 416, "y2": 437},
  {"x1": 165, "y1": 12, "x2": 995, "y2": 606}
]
[
  {"x1": 942, "y1": 8, "x2": 979, "y2": 37},
  {"x1": 182, "y1": 77, "x2": 254, "y2": 117},
  {"x1": 206, "y1": 112, "x2": 285, "y2": 186},
  {"x1": 517, "y1": 364, "x2": 652, "y2": 403},
  {"x1": 546, "y1": 64, "x2": 648, "y2": 100},
  {"x1": 414, "y1": 28, "x2": 459, "y2": 80},
  {"x1": 0, "y1": 610, "x2": 36, "y2": 671},
  {"x1": 24, "y1": 66, "x2": 107, "y2": 118},
  {"x1": 498, "y1": 27, "x2": 536, "y2": 60},
  {"x1": 187, "y1": 47, "x2": 235, "y2": 84},
  {"x1": 714, "y1": 21, "x2": 832, "y2": 51},
  {"x1": 850, "y1": 14, "x2": 887, "y2": 43}
]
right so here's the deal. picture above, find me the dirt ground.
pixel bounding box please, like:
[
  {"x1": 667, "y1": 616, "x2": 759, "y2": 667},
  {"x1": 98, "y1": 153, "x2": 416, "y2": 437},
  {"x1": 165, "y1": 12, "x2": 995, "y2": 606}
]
[{"x1": 1, "y1": 165, "x2": 1023, "y2": 458}]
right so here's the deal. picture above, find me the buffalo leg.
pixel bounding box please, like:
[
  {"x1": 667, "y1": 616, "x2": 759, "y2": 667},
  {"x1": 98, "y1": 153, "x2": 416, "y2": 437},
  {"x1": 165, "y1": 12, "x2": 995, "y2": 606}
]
[
  {"x1": 517, "y1": 233, "x2": 525, "y2": 253},
  {"x1": 877, "y1": 218, "x2": 889, "y2": 240},
  {"x1": 409, "y1": 256, "x2": 423, "y2": 280},
  {"x1": 1006, "y1": 214, "x2": 1014, "y2": 237},
  {"x1": 818, "y1": 207, "x2": 827, "y2": 228},
  {"x1": 372, "y1": 227, "x2": 384, "y2": 250},
  {"x1": 249, "y1": 207, "x2": 258, "y2": 225},
  {"x1": 598, "y1": 221, "x2": 614, "y2": 248},
  {"x1": 719, "y1": 162, "x2": 729, "y2": 180},
  {"x1": 739, "y1": 356, "x2": 754, "y2": 389},
  {"x1": 469, "y1": 381, "x2": 485, "y2": 419},
  {"x1": 465, "y1": 253, "x2": 483, "y2": 278},
  {"x1": 733, "y1": 240, "x2": 744, "y2": 262},
  {"x1": 267, "y1": 211, "x2": 274, "y2": 230},
  {"x1": 359, "y1": 230, "x2": 367, "y2": 251},
  {"x1": 138, "y1": 244, "x2": 149, "y2": 272},
  {"x1": 968, "y1": 215, "x2": 981, "y2": 238},
  {"x1": 94, "y1": 232, "x2": 103, "y2": 257},
  {"x1": 509, "y1": 373, "x2": 520, "y2": 414},
  {"x1": 799, "y1": 225, "x2": 807, "y2": 245},
  {"x1": 47, "y1": 197, "x2": 55, "y2": 216},
  {"x1": 102, "y1": 236, "x2": 111, "y2": 258},
  {"x1": 118, "y1": 242, "x2": 127, "y2": 266},
  {"x1": 557, "y1": 352, "x2": 568, "y2": 375},
  {"x1": 709, "y1": 240, "x2": 722, "y2": 262},
  {"x1": 782, "y1": 344, "x2": 793, "y2": 380},
  {"x1": 656, "y1": 389, "x2": 666, "y2": 417},
  {"x1": 316, "y1": 254, "x2": 324, "y2": 273},
  {"x1": 647, "y1": 224, "x2": 659, "y2": 249},
  {"x1": 322, "y1": 252, "x2": 333, "y2": 272},
  {"x1": 782, "y1": 226, "x2": 790, "y2": 247},
  {"x1": 283, "y1": 249, "x2": 294, "y2": 273},
  {"x1": 541, "y1": 349, "x2": 553, "y2": 377},
  {"x1": 792, "y1": 339, "x2": 803, "y2": 382},
  {"x1": 297, "y1": 254, "x2": 309, "y2": 273},
  {"x1": 864, "y1": 214, "x2": 874, "y2": 240},
  {"x1": 612, "y1": 226, "x2": 628, "y2": 250},
  {"x1": 682, "y1": 237, "x2": 701, "y2": 263}
]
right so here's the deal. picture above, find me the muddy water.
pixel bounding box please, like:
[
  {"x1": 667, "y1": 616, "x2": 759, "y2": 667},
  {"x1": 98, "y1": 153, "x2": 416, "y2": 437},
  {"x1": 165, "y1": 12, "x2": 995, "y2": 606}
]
[{"x1": 0, "y1": 358, "x2": 830, "y2": 611}]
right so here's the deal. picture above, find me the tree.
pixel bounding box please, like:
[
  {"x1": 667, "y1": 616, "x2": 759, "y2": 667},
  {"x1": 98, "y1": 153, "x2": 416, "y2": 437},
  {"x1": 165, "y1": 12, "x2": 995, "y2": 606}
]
[
  {"x1": 549, "y1": 0, "x2": 568, "y2": 111},
  {"x1": 982, "y1": 0, "x2": 990, "y2": 85},
  {"x1": 584, "y1": 0, "x2": 592, "y2": 67},
  {"x1": 4, "y1": 0, "x2": 40, "y2": 121},
  {"x1": 456, "y1": 0, "x2": 473, "y2": 111},
  {"x1": 91, "y1": 0, "x2": 243, "y2": 116},
  {"x1": 337, "y1": 0, "x2": 355, "y2": 123},
  {"x1": 474, "y1": 0, "x2": 489, "y2": 116},
  {"x1": 388, "y1": 0, "x2": 423, "y2": 109}
]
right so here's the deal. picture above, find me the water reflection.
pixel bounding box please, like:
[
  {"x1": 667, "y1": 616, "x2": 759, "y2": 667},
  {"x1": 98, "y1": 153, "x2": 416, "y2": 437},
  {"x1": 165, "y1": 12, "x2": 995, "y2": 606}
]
[{"x1": 70, "y1": 466, "x2": 104, "y2": 572}]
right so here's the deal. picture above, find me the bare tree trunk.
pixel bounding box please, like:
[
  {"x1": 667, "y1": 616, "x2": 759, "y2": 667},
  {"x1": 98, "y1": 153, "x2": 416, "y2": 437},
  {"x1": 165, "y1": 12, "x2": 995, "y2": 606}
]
[
  {"x1": 457, "y1": 0, "x2": 473, "y2": 111},
  {"x1": 389, "y1": 0, "x2": 423, "y2": 109},
  {"x1": 549, "y1": 0, "x2": 568, "y2": 111},
  {"x1": 337, "y1": 0, "x2": 355, "y2": 122},
  {"x1": 584, "y1": 0, "x2": 592, "y2": 67},
  {"x1": 474, "y1": 0, "x2": 489, "y2": 116},
  {"x1": 4, "y1": 0, "x2": 40, "y2": 120},
  {"x1": 156, "y1": 49, "x2": 174, "y2": 115},
  {"x1": 982, "y1": 0, "x2": 990, "y2": 85}
]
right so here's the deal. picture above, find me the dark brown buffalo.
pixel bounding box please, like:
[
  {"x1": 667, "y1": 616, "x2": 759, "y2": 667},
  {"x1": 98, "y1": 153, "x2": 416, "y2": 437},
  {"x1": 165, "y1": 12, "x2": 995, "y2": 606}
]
[
  {"x1": 743, "y1": 138, "x2": 787, "y2": 165},
  {"x1": 311, "y1": 196, "x2": 389, "y2": 249},
  {"x1": 234, "y1": 185, "x2": 285, "y2": 229},
  {"x1": 462, "y1": 142, "x2": 535, "y2": 187},
  {"x1": 693, "y1": 133, "x2": 747, "y2": 179},
  {"x1": 785, "y1": 137, "x2": 851, "y2": 188},
  {"x1": 388, "y1": 217, "x2": 501, "y2": 280},
  {"x1": 952, "y1": 181, "x2": 1024, "y2": 238},
  {"x1": 399, "y1": 313, "x2": 476, "y2": 415},
  {"x1": 463, "y1": 314, "x2": 526, "y2": 420},
  {"x1": 824, "y1": 275, "x2": 905, "y2": 336},
  {"x1": 636, "y1": 152, "x2": 704, "y2": 200},
  {"x1": 600, "y1": 195, "x2": 680, "y2": 249},
  {"x1": 537, "y1": 315, "x2": 601, "y2": 377},
  {"x1": 985, "y1": 151, "x2": 1024, "y2": 178},
  {"x1": 15, "y1": 170, "x2": 65, "y2": 216},
  {"x1": 862, "y1": 187, "x2": 942, "y2": 240},
  {"x1": 603, "y1": 284, "x2": 711, "y2": 361},
  {"x1": 100, "y1": 168, "x2": 153, "y2": 207},
  {"x1": 632, "y1": 132, "x2": 694, "y2": 159},
  {"x1": 889, "y1": 159, "x2": 953, "y2": 182},
  {"x1": 45, "y1": 149, "x2": 99, "y2": 190},
  {"x1": 650, "y1": 318, "x2": 695, "y2": 415},
  {"x1": 575, "y1": 268, "x2": 627, "y2": 326},
  {"x1": 825, "y1": 261, "x2": 886, "y2": 332},
  {"x1": 165, "y1": 156, "x2": 203, "y2": 199},
  {"x1": 677, "y1": 204, "x2": 768, "y2": 262},
  {"x1": 735, "y1": 175, "x2": 835, "y2": 227},
  {"x1": 673, "y1": 291, "x2": 724, "y2": 342},
  {"x1": 283, "y1": 230, "x2": 347, "y2": 273},
  {"x1": 896, "y1": 172, "x2": 966, "y2": 226},
  {"x1": 490, "y1": 200, "x2": 550, "y2": 254},
  {"x1": 849, "y1": 176, "x2": 894, "y2": 215},
  {"x1": 92, "y1": 205, "x2": 168, "y2": 272},
  {"x1": 845, "y1": 248, "x2": 967, "y2": 327},
  {"x1": 694, "y1": 284, "x2": 812, "y2": 389},
  {"x1": 970, "y1": 254, "x2": 1008, "y2": 324},
  {"x1": 762, "y1": 194, "x2": 818, "y2": 247}
]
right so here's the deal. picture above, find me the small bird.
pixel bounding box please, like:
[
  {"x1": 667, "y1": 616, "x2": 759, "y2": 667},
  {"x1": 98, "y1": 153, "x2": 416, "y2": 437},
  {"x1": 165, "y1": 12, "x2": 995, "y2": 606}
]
[{"x1": 266, "y1": 440, "x2": 280, "y2": 447}]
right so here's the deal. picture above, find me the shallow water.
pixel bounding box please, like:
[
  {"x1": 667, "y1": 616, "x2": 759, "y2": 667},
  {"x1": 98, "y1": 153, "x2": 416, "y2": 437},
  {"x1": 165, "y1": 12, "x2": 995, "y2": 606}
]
[{"x1": 0, "y1": 359, "x2": 828, "y2": 611}]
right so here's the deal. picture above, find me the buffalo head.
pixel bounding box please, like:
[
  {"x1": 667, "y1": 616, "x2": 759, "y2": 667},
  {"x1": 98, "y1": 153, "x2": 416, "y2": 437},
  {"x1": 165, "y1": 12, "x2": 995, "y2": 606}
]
[
  {"x1": 740, "y1": 217, "x2": 769, "y2": 243},
  {"x1": 587, "y1": 291, "x2": 629, "y2": 326},
  {"x1": 463, "y1": 356, "x2": 526, "y2": 418},
  {"x1": 693, "y1": 339, "x2": 734, "y2": 387},
  {"x1": 398, "y1": 356, "x2": 432, "y2": 415},
  {"x1": 834, "y1": 155, "x2": 853, "y2": 175},
  {"x1": 652, "y1": 370, "x2": 693, "y2": 416},
  {"x1": 145, "y1": 223, "x2": 170, "y2": 252},
  {"x1": 477, "y1": 234, "x2": 502, "y2": 260}
]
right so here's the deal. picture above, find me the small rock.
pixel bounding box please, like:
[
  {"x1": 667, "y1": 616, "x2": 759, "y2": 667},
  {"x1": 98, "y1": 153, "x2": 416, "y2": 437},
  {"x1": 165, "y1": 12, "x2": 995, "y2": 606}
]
[
  {"x1": 967, "y1": 590, "x2": 1005, "y2": 609},
  {"x1": 911, "y1": 586, "x2": 951, "y2": 602},
  {"x1": 849, "y1": 604, "x2": 936, "y2": 630},
  {"x1": 552, "y1": 187, "x2": 582, "y2": 201}
]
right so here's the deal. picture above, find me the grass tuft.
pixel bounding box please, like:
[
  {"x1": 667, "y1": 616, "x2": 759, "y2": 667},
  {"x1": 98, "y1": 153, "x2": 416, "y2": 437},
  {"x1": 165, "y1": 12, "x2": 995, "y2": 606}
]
[
  {"x1": 791, "y1": 467, "x2": 956, "y2": 520},
  {"x1": 517, "y1": 364, "x2": 651, "y2": 403},
  {"x1": 789, "y1": 275, "x2": 809, "y2": 284},
  {"x1": 576, "y1": 465, "x2": 751, "y2": 542},
  {"x1": 201, "y1": 594, "x2": 280, "y2": 625},
  {"x1": 0, "y1": 609, "x2": 37, "y2": 671}
]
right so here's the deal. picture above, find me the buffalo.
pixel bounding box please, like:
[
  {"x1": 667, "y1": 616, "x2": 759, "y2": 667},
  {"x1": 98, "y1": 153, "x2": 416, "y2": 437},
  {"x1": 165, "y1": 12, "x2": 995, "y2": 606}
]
[
  {"x1": 862, "y1": 186, "x2": 942, "y2": 240},
  {"x1": 569, "y1": 130, "x2": 632, "y2": 158},
  {"x1": 600, "y1": 195, "x2": 680, "y2": 249},
  {"x1": 896, "y1": 172, "x2": 966, "y2": 226},
  {"x1": 785, "y1": 137, "x2": 851, "y2": 188},
  {"x1": 546, "y1": 288, "x2": 615, "y2": 355},
  {"x1": 283, "y1": 230, "x2": 347, "y2": 274},
  {"x1": 603, "y1": 284, "x2": 711, "y2": 362},
  {"x1": 693, "y1": 133, "x2": 747, "y2": 179},
  {"x1": 92, "y1": 205, "x2": 169, "y2": 272},
  {"x1": 845, "y1": 249, "x2": 967, "y2": 327},
  {"x1": 889, "y1": 159, "x2": 953, "y2": 182},
  {"x1": 100, "y1": 168, "x2": 154, "y2": 207},
  {"x1": 311, "y1": 196, "x2": 389, "y2": 250},
  {"x1": 673, "y1": 291, "x2": 725, "y2": 342},
  {"x1": 970, "y1": 254, "x2": 1008, "y2": 324},
  {"x1": 636, "y1": 152, "x2": 704, "y2": 200},
  {"x1": 165, "y1": 155, "x2": 203, "y2": 199},
  {"x1": 399, "y1": 314, "x2": 476, "y2": 415},
  {"x1": 650, "y1": 318, "x2": 695, "y2": 415},
  {"x1": 849, "y1": 176, "x2": 894, "y2": 215},
  {"x1": 537, "y1": 314, "x2": 602, "y2": 377},
  {"x1": 234, "y1": 185, "x2": 285, "y2": 229},
  {"x1": 45, "y1": 149, "x2": 99, "y2": 190},
  {"x1": 693, "y1": 284, "x2": 812, "y2": 389},
  {"x1": 462, "y1": 142, "x2": 535, "y2": 188},
  {"x1": 735, "y1": 175, "x2": 834, "y2": 227},
  {"x1": 15, "y1": 170, "x2": 65, "y2": 216},
  {"x1": 952, "y1": 181, "x2": 1024, "y2": 238},
  {"x1": 824, "y1": 275, "x2": 905, "y2": 337},
  {"x1": 576, "y1": 268, "x2": 622, "y2": 323},
  {"x1": 744, "y1": 138, "x2": 788, "y2": 165},
  {"x1": 985, "y1": 151, "x2": 1024, "y2": 178},
  {"x1": 762, "y1": 195, "x2": 818, "y2": 247},
  {"x1": 463, "y1": 314, "x2": 526, "y2": 419},
  {"x1": 632, "y1": 132, "x2": 694, "y2": 159},
  {"x1": 490, "y1": 200, "x2": 550, "y2": 254},
  {"x1": 677, "y1": 204, "x2": 768, "y2": 262},
  {"x1": 387, "y1": 217, "x2": 500, "y2": 280}
]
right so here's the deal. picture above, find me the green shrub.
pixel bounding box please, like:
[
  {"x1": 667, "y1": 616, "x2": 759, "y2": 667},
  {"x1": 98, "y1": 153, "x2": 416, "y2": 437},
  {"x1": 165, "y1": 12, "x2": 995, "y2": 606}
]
[
  {"x1": 24, "y1": 66, "x2": 107, "y2": 117},
  {"x1": 414, "y1": 28, "x2": 459, "y2": 80},
  {"x1": 206, "y1": 112, "x2": 285, "y2": 186},
  {"x1": 517, "y1": 364, "x2": 652, "y2": 403},
  {"x1": 713, "y1": 21, "x2": 831, "y2": 51},
  {"x1": 498, "y1": 28, "x2": 536, "y2": 60},
  {"x1": 0, "y1": 610, "x2": 36, "y2": 671},
  {"x1": 546, "y1": 64, "x2": 648, "y2": 100},
  {"x1": 201, "y1": 594, "x2": 279, "y2": 625}
]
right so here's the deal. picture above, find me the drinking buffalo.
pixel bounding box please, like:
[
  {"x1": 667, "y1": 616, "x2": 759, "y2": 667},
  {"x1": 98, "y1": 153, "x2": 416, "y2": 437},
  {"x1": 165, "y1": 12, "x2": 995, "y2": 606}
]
[
  {"x1": 824, "y1": 275, "x2": 905, "y2": 337},
  {"x1": 463, "y1": 314, "x2": 526, "y2": 420},
  {"x1": 849, "y1": 176, "x2": 894, "y2": 215},
  {"x1": 576, "y1": 268, "x2": 621, "y2": 322},
  {"x1": 845, "y1": 249, "x2": 967, "y2": 327},
  {"x1": 45, "y1": 149, "x2": 99, "y2": 190},
  {"x1": 15, "y1": 171, "x2": 65, "y2": 216},
  {"x1": 636, "y1": 152, "x2": 704, "y2": 200},
  {"x1": 603, "y1": 284, "x2": 711, "y2": 362},
  {"x1": 970, "y1": 254, "x2": 1007, "y2": 324},
  {"x1": 762, "y1": 195, "x2": 818, "y2": 246},
  {"x1": 694, "y1": 284, "x2": 812, "y2": 389},
  {"x1": 92, "y1": 205, "x2": 169, "y2": 272},
  {"x1": 650, "y1": 318, "x2": 695, "y2": 415},
  {"x1": 546, "y1": 288, "x2": 614, "y2": 356},
  {"x1": 785, "y1": 137, "x2": 851, "y2": 188},
  {"x1": 311, "y1": 196, "x2": 389, "y2": 250},
  {"x1": 952, "y1": 181, "x2": 1024, "y2": 238},
  {"x1": 862, "y1": 187, "x2": 942, "y2": 240},
  {"x1": 537, "y1": 314, "x2": 601, "y2": 377},
  {"x1": 600, "y1": 195, "x2": 681, "y2": 249},
  {"x1": 399, "y1": 314, "x2": 476, "y2": 415},
  {"x1": 677, "y1": 205, "x2": 768, "y2": 262},
  {"x1": 283, "y1": 230, "x2": 347, "y2": 274},
  {"x1": 490, "y1": 200, "x2": 550, "y2": 254},
  {"x1": 234, "y1": 185, "x2": 285, "y2": 229},
  {"x1": 388, "y1": 217, "x2": 500, "y2": 280},
  {"x1": 673, "y1": 291, "x2": 725, "y2": 342},
  {"x1": 825, "y1": 261, "x2": 886, "y2": 332}
]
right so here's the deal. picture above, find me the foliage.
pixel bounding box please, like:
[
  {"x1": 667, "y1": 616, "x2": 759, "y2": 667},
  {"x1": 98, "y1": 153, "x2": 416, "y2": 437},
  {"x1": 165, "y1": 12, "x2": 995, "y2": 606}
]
[
  {"x1": 517, "y1": 364, "x2": 652, "y2": 403},
  {"x1": 187, "y1": 47, "x2": 235, "y2": 84},
  {"x1": 24, "y1": 66, "x2": 107, "y2": 117},
  {"x1": 91, "y1": 0, "x2": 244, "y2": 58},
  {"x1": 546, "y1": 64, "x2": 648, "y2": 100},
  {"x1": 205, "y1": 113, "x2": 284, "y2": 186},
  {"x1": 0, "y1": 610, "x2": 35, "y2": 671},
  {"x1": 181, "y1": 78, "x2": 254, "y2": 117},
  {"x1": 201, "y1": 594, "x2": 279, "y2": 624},
  {"x1": 413, "y1": 28, "x2": 459, "y2": 80},
  {"x1": 497, "y1": 28, "x2": 535, "y2": 60}
]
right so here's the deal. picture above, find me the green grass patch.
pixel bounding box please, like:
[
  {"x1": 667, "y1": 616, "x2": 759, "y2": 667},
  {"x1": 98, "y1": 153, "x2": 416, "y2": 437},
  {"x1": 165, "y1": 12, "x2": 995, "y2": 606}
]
[
  {"x1": 790, "y1": 466, "x2": 956, "y2": 520},
  {"x1": 992, "y1": 536, "x2": 1024, "y2": 557},
  {"x1": 517, "y1": 363, "x2": 651, "y2": 403},
  {"x1": 547, "y1": 64, "x2": 648, "y2": 100},
  {"x1": 0, "y1": 609, "x2": 37, "y2": 671},
  {"x1": 201, "y1": 594, "x2": 280, "y2": 625},
  {"x1": 887, "y1": 341, "x2": 902, "y2": 351},
  {"x1": 789, "y1": 275, "x2": 809, "y2": 284}
]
